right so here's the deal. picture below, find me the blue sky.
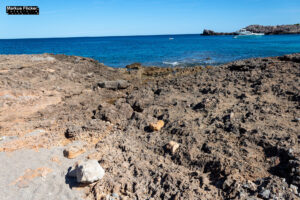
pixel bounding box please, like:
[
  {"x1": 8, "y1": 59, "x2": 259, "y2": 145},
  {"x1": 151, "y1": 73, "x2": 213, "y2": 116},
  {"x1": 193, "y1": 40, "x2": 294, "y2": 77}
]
[{"x1": 0, "y1": 0, "x2": 299, "y2": 39}]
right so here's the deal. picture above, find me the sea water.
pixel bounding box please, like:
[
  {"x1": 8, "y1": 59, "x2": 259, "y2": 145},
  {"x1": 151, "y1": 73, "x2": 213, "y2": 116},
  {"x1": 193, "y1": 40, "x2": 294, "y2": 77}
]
[{"x1": 0, "y1": 34, "x2": 300, "y2": 67}]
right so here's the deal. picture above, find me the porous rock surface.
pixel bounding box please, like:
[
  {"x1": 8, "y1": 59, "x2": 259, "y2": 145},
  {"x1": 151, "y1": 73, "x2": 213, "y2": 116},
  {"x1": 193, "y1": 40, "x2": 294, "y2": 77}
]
[{"x1": 0, "y1": 53, "x2": 299, "y2": 200}]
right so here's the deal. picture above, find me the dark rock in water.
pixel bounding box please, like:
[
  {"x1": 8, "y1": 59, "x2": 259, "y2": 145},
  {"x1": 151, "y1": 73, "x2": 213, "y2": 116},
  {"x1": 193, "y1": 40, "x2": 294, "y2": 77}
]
[
  {"x1": 202, "y1": 29, "x2": 236, "y2": 36},
  {"x1": 98, "y1": 80, "x2": 130, "y2": 90}
]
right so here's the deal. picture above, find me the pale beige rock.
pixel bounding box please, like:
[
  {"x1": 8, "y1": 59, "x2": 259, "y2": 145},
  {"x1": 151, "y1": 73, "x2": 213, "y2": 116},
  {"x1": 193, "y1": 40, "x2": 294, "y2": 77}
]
[
  {"x1": 63, "y1": 145, "x2": 86, "y2": 159},
  {"x1": 166, "y1": 141, "x2": 180, "y2": 154},
  {"x1": 149, "y1": 120, "x2": 164, "y2": 131}
]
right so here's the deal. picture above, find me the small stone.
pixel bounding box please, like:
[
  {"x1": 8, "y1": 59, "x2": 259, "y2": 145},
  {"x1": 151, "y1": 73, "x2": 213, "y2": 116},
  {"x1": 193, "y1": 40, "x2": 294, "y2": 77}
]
[
  {"x1": 259, "y1": 189, "x2": 270, "y2": 199},
  {"x1": 230, "y1": 112, "x2": 235, "y2": 120},
  {"x1": 63, "y1": 143, "x2": 86, "y2": 159},
  {"x1": 76, "y1": 160, "x2": 105, "y2": 184},
  {"x1": 166, "y1": 141, "x2": 180, "y2": 154},
  {"x1": 201, "y1": 174, "x2": 210, "y2": 186},
  {"x1": 290, "y1": 184, "x2": 298, "y2": 194},
  {"x1": 65, "y1": 125, "x2": 82, "y2": 139},
  {"x1": 109, "y1": 193, "x2": 120, "y2": 200},
  {"x1": 112, "y1": 193, "x2": 119, "y2": 198},
  {"x1": 149, "y1": 120, "x2": 164, "y2": 131},
  {"x1": 98, "y1": 80, "x2": 129, "y2": 90}
]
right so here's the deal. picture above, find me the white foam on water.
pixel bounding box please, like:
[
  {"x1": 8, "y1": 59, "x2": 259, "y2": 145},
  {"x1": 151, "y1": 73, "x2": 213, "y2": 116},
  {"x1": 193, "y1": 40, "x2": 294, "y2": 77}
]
[{"x1": 163, "y1": 61, "x2": 180, "y2": 66}]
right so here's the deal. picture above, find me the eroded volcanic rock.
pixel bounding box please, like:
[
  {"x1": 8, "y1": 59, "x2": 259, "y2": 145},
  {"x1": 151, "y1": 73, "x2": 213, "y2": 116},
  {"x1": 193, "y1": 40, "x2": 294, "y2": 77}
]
[{"x1": 0, "y1": 53, "x2": 299, "y2": 200}]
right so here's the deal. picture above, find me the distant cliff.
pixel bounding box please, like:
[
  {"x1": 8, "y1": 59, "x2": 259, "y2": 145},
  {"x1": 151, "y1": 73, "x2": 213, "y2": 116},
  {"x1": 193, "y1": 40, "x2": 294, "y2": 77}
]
[
  {"x1": 202, "y1": 24, "x2": 300, "y2": 35},
  {"x1": 245, "y1": 24, "x2": 300, "y2": 35},
  {"x1": 202, "y1": 29, "x2": 237, "y2": 36}
]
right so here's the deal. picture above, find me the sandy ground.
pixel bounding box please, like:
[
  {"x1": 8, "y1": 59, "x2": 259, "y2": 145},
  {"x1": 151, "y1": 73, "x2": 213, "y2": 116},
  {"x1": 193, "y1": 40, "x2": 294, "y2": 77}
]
[{"x1": 0, "y1": 132, "x2": 95, "y2": 200}]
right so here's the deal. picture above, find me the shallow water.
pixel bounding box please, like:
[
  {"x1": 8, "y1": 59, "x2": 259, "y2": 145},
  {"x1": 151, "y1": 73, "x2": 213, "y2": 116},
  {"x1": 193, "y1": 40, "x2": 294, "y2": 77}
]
[{"x1": 0, "y1": 34, "x2": 300, "y2": 67}]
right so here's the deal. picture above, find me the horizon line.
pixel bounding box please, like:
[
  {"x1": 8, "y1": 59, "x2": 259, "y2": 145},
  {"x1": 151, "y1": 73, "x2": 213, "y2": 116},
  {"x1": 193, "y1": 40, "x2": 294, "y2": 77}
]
[{"x1": 0, "y1": 32, "x2": 205, "y2": 40}]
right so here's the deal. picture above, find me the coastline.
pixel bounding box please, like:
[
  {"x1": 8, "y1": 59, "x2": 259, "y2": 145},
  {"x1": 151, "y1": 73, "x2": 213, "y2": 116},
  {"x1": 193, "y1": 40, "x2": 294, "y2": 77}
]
[
  {"x1": 202, "y1": 24, "x2": 300, "y2": 35},
  {"x1": 1, "y1": 34, "x2": 300, "y2": 68},
  {"x1": 0, "y1": 53, "x2": 299, "y2": 199}
]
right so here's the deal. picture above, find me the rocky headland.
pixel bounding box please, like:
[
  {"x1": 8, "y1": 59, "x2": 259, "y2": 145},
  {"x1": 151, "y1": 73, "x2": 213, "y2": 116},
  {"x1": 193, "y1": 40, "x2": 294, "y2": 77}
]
[
  {"x1": 0, "y1": 53, "x2": 299, "y2": 200},
  {"x1": 202, "y1": 24, "x2": 300, "y2": 35}
]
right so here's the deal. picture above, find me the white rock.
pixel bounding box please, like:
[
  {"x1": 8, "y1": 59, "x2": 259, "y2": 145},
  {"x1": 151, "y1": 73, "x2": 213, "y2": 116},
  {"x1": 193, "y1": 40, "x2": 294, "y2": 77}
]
[
  {"x1": 76, "y1": 160, "x2": 105, "y2": 183},
  {"x1": 260, "y1": 189, "x2": 270, "y2": 199},
  {"x1": 166, "y1": 141, "x2": 180, "y2": 154},
  {"x1": 290, "y1": 184, "x2": 298, "y2": 194}
]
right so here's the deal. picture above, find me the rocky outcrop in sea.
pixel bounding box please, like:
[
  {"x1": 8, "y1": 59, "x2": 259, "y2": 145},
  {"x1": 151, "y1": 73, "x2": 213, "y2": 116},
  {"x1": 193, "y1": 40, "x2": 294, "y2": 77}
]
[{"x1": 202, "y1": 24, "x2": 300, "y2": 35}]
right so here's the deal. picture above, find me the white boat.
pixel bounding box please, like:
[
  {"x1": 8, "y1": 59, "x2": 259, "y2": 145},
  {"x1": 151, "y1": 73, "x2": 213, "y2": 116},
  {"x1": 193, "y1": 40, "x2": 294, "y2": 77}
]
[
  {"x1": 234, "y1": 29, "x2": 264, "y2": 38},
  {"x1": 169, "y1": 37, "x2": 174, "y2": 40}
]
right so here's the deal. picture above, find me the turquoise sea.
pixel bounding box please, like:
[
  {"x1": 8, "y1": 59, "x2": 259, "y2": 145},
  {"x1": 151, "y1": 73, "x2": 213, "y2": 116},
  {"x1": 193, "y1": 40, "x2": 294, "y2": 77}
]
[{"x1": 0, "y1": 34, "x2": 300, "y2": 67}]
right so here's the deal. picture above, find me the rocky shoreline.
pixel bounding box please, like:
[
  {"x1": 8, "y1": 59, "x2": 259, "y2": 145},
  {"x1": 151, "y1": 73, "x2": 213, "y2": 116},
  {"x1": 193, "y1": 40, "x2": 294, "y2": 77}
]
[
  {"x1": 202, "y1": 24, "x2": 300, "y2": 35},
  {"x1": 0, "y1": 53, "x2": 299, "y2": 199}
]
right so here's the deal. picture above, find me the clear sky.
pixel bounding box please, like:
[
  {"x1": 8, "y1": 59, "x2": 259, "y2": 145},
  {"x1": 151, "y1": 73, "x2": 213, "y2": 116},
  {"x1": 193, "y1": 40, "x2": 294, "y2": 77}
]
[{"x1": 1, "y1": 0, "x2": 300, "y2": 39}]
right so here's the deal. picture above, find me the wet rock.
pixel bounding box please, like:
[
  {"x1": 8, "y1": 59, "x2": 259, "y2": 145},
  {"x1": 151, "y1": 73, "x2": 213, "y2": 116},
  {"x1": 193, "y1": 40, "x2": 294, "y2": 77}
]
[
  {"x1": 76, "y1": 160, "x2": 105, "y2": 184},
  {"x1": 98, "y1": 80, "x2": 130, "y2": 90},
  {"x1": 149, "y1": 120, "x2": 164, "y2": 131}
]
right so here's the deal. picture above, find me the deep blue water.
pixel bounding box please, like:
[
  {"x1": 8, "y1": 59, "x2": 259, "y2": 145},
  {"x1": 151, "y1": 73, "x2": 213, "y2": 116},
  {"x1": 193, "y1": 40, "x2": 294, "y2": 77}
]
[{"x1": 0, "y1": 34, "x2": 300, "y2": 67}]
